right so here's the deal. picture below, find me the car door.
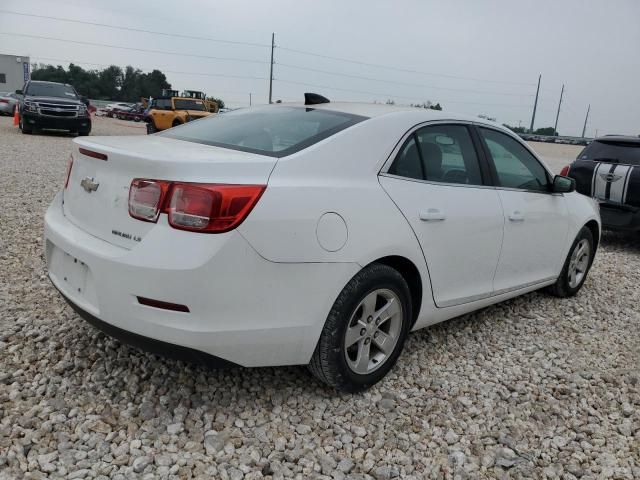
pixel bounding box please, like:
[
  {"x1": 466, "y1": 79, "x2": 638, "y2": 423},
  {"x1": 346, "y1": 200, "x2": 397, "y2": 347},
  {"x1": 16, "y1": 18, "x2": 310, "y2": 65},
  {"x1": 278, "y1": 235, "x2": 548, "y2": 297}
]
[
  {"x1": 476, "y1": 126, "x2": 569, "y2": 292},
  {"x1": 379, "y1": 123, "x2": 504, "y2": 307}
]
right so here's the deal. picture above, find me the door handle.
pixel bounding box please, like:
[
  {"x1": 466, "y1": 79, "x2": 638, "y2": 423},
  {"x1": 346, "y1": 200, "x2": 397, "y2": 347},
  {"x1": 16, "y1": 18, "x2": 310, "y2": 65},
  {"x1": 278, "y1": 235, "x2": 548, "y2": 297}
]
[
  {"x1": 419, "y1": 208, "x2": 446, "y2": 222},
  {"x1": 508, "y1": 210, "x2": 525, "y2": 222}
]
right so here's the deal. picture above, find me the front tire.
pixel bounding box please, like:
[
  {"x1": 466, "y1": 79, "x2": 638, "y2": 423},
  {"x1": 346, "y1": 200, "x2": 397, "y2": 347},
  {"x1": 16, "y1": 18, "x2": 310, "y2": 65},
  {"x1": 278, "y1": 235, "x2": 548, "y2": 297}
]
[
  {"x1": 19, "y1": 119, "x2": 32, "y2": 134},
  {"x1": 546, "y1": 226, "x2": 595, "y2": 297},
  {"x1": 146, "y1": 121, "x2": 157, "y2": 134},
  {"x1": 308, "y1": 263, "x2": 412, "y2": 392}
]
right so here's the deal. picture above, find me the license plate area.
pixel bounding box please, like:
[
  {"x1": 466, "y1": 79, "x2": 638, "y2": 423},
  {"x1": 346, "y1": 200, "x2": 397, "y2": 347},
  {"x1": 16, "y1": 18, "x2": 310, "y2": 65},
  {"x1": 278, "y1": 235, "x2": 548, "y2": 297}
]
[
  {"x1": 59, "y1": 253, "x2": 89, "y2": 296},
  {"x1": 47, "y1": 242, "x2": 99, "y2": 315}
]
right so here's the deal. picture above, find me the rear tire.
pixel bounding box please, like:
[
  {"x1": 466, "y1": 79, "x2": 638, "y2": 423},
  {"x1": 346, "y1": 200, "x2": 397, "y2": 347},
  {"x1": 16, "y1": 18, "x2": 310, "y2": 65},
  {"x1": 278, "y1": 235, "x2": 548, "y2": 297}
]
[
  {"x1": 308, "y1": 263, "x2": 412, "y2": 392},
  {"x1": 172, "y1": 119, "x2": 182, "y2": 128},
  {"x1": 546, "y1": 226, "x2": 595, "y2": 297}
]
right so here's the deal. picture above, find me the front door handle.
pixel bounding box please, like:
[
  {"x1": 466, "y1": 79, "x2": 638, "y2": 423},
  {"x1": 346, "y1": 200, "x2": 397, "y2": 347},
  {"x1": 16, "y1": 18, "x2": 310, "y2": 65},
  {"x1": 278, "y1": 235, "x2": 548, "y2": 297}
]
[
  {"x1": 508, "y1": 210, "x2": 525, "y2": 222},
  {"x1": 419, "y1": 208, "x2": 446, "y2": 222}
]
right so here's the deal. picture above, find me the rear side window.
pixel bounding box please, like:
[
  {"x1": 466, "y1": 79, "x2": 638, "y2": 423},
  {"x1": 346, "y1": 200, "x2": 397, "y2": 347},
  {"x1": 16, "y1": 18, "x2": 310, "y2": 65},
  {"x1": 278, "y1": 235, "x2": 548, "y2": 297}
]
[
  {"x1": 578, "y1": 140, "x2": 640, "y2": 165},
  {"x1": 161, "y1": 106, "x2": 367, "y2": 157},
  {"x1": 389, "y1": 124, "x2": 484, "y2": 186},
  {"x1": 480, "y1": 128, "x2": 550, "y2": 192}
]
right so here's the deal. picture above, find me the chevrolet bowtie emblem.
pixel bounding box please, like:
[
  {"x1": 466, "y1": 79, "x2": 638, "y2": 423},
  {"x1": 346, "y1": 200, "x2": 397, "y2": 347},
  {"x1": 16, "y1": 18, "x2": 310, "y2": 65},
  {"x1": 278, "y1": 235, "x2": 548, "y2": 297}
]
[
  {"x1": 600, "y1": 172, "x2": 622, "y2": 183},
  {"x1": 80, "y1": 177, "x2": 99, "y2": 193}
]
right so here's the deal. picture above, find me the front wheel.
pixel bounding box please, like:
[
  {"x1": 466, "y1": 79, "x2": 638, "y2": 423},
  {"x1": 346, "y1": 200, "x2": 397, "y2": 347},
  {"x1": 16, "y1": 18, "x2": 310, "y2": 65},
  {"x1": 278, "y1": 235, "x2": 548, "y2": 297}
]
[
  {"x1": 146, "y1": 121, "x2": 157, "y2": 134},
  {"x1": 19, "y1": 119, "x2": 32, "y2": 134},
  {"x1": 308, "y1": 263, "x2": 412, "y2": 392},
  {"x1": 546, "y1": 226, "x2": 595, "y2": 297}
]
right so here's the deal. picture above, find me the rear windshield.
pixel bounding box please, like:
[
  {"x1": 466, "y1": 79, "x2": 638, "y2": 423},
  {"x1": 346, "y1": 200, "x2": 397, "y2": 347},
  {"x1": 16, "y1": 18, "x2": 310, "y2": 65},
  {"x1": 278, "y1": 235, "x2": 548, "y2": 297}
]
[
  {"x1": 160, "y1": 106, "x2": 367, "y2": 157},
  {"x1": 25, "y1": 82, "x2": 78, "y2": 99},
  {"x1": 578, "y1": 140, "x2": 640, "y2": 165},
  {"x1": 174, "y1": 99, "x2": 207, "y2": 111}
]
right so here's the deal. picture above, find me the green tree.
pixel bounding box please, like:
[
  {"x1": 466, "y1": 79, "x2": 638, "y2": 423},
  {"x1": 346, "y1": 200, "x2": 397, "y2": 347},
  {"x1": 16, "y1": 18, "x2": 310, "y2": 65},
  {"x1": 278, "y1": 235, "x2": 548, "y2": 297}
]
[
  {"x1": 30, "y1": 63, "x2": 171, "y2": 102},
  {"x1": 503, "y1": 123, "x2": 527, "y2": 134},
  {"x1": 206, "y1": 97, "x2": 225, "y2": 109},
  {"x1": 534, "y1": 127, "x2": 558, "y2": 136}
]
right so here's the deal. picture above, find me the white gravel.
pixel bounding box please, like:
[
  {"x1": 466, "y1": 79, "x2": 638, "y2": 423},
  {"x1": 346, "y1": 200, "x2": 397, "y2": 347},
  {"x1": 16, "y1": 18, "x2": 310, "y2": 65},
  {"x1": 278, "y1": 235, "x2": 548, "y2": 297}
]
[{"x1": 0, "y1": 116, "x2": 638, "y2": 479}]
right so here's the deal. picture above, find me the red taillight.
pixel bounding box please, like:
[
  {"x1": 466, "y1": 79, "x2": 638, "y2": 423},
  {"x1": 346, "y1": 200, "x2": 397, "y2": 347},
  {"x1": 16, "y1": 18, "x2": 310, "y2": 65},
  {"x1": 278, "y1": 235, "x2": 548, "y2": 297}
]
[
  {"x1": 64, "y1": 156, "x2": 73, "y2": 189},
  {"x1": 168, "y1": 183, "x2": 265, "y2": 233},
  {"x1": 128, "y1": 179, "x2": 170, "y2": 222},
  {"x1": 0, "y1": 99, "x2": 8, "y2": 104},
  {"x1": 128, "y1": 180, "x2": 265, "y2": 233},
  {"x1": 560, "y1": 165, "x2": 570, "y2": 176}
]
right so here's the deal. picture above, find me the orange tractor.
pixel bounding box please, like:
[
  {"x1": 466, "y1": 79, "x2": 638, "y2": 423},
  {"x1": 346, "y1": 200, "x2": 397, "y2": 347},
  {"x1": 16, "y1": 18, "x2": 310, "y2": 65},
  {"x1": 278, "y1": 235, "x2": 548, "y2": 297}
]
[{"x1": 144, "y1": 90, "x2": 219, "y2": 134}]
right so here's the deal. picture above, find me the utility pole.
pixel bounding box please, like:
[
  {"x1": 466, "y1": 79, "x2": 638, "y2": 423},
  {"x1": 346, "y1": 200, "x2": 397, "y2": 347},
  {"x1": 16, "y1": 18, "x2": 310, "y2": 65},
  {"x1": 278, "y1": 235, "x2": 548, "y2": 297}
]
[
  {"x1": 529, "y1": 74, "x2": 541, "y2": 133},
  {"x1": 553, "y1": 84, "x2": 564, "y2": 136},
  {"x1": 268, "y1": 33, "x2": 275, "y2": 104},
  {"x1": 581, "y1": 104, "x2": 590, "y2": 138},
  {"x1": 249, "y1": 93, "x2": 252, "y2": 106}
]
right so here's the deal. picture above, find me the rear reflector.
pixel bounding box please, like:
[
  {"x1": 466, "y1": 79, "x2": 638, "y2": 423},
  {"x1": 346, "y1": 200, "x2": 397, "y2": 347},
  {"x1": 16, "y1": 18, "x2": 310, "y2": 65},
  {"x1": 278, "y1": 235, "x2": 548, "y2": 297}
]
[
  {"x1": 79, "y1": 147, "x2": 108, "y2": 161},
  {"x1": 128, "y1": 179, "x2": 265, "y2": 233},
  {"x1": 137, "y1": 296, "x2": 190, "y2": 312},
  {"x1": 560, "y1": 165, "x2": 570, "y2": 176}
]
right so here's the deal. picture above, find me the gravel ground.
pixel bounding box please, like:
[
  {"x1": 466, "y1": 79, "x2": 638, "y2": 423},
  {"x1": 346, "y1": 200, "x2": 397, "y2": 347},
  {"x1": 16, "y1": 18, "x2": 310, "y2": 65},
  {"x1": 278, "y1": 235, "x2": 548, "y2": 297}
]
[{"x1": 0, "y1": 116, "x2": 638, "y2": 479}]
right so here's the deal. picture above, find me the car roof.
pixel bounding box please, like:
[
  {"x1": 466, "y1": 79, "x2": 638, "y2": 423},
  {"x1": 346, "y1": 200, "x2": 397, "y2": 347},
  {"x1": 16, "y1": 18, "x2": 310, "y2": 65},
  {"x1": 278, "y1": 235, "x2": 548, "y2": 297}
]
[
  {"x1": 594, "y1": 135, "x2": 640, "y2": 144},
  {"x1": 28, "y1": 80, "x2": 72, "y2": 86},
  {"x1": 272, "y1": 101, "x2": 503, "y2": 128}
]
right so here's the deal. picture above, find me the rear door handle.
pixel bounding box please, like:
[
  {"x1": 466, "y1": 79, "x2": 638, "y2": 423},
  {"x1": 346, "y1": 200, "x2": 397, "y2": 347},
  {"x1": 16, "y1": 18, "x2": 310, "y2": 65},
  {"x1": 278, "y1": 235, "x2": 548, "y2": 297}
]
[
  {"x1": 419, "y1": 208, "x2": 446, "y2": 222},
  {"x1": 508, "y1": 210, "x2": 525, "y2": 222}
]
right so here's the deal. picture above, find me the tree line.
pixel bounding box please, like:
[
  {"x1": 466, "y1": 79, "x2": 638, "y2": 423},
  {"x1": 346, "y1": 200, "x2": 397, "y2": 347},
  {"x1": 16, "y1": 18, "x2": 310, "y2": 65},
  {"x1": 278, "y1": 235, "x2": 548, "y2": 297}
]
[{"x1": 31, "y1": 63, "x2": 225, "y2": 106}]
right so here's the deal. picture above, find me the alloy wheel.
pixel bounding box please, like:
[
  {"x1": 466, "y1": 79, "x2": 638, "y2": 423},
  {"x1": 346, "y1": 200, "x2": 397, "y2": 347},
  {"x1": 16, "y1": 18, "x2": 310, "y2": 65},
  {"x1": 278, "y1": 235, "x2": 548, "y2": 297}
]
[
  {"x1": 568, "y1": 238, "x2": 590, "y2": 288},
  {"x1": 344, "y1": 288, "x2": 403, "y2": 374}
]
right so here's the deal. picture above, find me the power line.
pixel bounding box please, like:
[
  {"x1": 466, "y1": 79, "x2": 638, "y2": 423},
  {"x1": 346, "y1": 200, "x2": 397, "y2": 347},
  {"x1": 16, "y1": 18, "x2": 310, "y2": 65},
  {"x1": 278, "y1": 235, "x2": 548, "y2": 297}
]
[
  {"x1": 277, "y1": 62, "x2": 533, "y2": 97},
  {"x1": 277, "y1": 46, "x2": 536, "y2": 87},
  {"x1": 31, "y1": 56, "x2": 268, "y2": 81},
  {"x1": 0, "y1": 32, "x2": 269, "y2": 65},
  {"x1": 275, "y1": 79, "x2": 532, "y2": 108},
  {"x1": 0, "y1": 9, "x2": 271, "y2": 48}
]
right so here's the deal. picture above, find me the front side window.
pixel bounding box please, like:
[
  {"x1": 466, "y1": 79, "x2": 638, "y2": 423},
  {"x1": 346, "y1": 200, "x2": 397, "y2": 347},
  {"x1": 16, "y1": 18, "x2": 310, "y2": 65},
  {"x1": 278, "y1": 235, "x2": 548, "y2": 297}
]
[
  {"x1": 161, "y1": 106, "x2": 366, "y2": 157},
  {"x1": 388, "y1": 124, "x2": 483, "y2": 186},
  {"x1": 480, "y1": 128, "x2": 550, "y2": 192}
]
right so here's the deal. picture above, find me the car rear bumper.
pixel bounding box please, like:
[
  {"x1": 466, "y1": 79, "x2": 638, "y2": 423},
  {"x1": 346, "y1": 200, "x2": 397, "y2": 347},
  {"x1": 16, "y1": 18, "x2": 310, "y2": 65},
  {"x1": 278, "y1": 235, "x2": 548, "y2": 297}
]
[
  {"x1": 599, "y1": 202, "x2": 640, "y2": 231},
  {"x1": 44, "y1": 192, "x2": 359, "y2": 367},
  {"x1": 22, "y1": 112, "x2": 91, "y2": 131},
  {"x1": 0, "y1": 103, "x2": 14, "y2": 114}
]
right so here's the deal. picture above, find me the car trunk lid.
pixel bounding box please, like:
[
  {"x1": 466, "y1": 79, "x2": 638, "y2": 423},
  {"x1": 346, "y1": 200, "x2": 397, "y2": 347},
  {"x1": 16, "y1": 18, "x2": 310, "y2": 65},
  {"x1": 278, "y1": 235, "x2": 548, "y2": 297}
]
[{"x1": 63, "y1": 135, "x2": 276, "y2": 248}]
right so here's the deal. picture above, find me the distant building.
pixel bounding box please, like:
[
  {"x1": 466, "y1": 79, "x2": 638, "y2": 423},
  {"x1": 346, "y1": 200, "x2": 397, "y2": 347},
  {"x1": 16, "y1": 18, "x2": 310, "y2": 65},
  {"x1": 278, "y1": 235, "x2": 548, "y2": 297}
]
[{"x1": 0, "y1": 53, "x2": 31, "y2": 92}]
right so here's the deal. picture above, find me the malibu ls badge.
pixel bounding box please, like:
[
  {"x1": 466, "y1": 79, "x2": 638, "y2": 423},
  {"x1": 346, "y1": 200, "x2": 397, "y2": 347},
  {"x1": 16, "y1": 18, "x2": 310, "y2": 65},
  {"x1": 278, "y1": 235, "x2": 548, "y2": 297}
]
[{"x1": 80, "y1": 177, "x2": 99, "y2": 193}]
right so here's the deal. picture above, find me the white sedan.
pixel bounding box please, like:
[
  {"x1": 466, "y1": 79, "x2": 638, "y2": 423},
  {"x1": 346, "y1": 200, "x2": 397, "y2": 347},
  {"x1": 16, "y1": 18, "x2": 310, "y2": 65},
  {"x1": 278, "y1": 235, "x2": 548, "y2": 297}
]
[{"x1": 45, "y1": 96, "x2": 600, "y2": 392}]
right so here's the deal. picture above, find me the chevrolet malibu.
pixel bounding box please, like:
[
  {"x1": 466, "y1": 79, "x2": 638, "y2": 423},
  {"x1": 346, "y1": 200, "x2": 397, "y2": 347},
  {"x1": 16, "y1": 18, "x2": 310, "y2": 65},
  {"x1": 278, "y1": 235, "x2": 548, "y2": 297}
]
[{"x1": 45, "y1": 95, "x2": 600, "y2": 392}]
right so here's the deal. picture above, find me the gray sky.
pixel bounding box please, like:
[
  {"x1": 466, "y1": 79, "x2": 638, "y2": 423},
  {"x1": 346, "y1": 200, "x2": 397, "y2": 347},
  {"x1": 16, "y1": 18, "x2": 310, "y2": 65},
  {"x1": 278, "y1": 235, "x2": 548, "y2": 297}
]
[{"x1": 1, "y1": 0, "x2": 638, "y2": 136}]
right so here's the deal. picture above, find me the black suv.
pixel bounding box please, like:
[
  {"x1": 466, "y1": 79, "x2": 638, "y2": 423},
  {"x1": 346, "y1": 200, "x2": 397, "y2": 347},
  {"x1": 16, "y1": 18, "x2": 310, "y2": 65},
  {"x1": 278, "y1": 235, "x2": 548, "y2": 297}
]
[
  {"x1": 17, "y1": 80, "x2": 91, "y2": 135},
  {"x1": 564, "y1": 136, "x2": 640, "y2": 231}
]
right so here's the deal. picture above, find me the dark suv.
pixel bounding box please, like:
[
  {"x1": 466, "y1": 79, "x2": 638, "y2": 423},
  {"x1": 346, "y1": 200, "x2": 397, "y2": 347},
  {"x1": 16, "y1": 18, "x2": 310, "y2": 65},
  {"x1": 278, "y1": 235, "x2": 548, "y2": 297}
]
[
  {"x1": 17, "y1": 80, "x2": 91, "y2": 136},
  {"x1": 563, "y1": 136, "x2": 640, "y2": 231}
]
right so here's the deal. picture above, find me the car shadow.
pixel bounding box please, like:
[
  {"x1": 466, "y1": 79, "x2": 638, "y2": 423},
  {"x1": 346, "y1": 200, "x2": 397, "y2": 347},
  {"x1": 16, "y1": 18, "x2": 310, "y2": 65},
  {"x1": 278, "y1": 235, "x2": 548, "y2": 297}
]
[{"x1": 599, "y1": 230, "x2": 640, "y2": 253}]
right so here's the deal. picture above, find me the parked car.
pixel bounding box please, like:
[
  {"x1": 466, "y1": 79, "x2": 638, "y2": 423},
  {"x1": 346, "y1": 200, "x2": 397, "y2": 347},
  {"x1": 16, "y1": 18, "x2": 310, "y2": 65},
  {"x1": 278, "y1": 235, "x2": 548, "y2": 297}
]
[
  {"x1": 0, "y1": 91, "x2": 20, "y2": 115},
  {"x1": 145, "y1": 95, "x2": 212, "y2": 133},
  {"x1": 104, "y1": 102, "x2": 133, "y2": 117},
  {"x1": 45, "y1": 96, "x2": 600, "y2": 391},
  {"x1": 562, "y1": 135, "x2": 640, "y2": 231},
  {"x1": 17, "y1": 80, "x2": 91, "y2": 135}
]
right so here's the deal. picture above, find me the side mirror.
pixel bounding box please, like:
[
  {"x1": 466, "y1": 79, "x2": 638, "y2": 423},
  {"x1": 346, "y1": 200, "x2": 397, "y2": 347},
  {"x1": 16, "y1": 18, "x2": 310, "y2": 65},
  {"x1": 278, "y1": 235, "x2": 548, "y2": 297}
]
[
  {"x1": 15, "y1": 89, "x2": 22, "y2": 95},
  {"x1": 552, "y1": 175, "x2": 575, "y2": 193}
]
